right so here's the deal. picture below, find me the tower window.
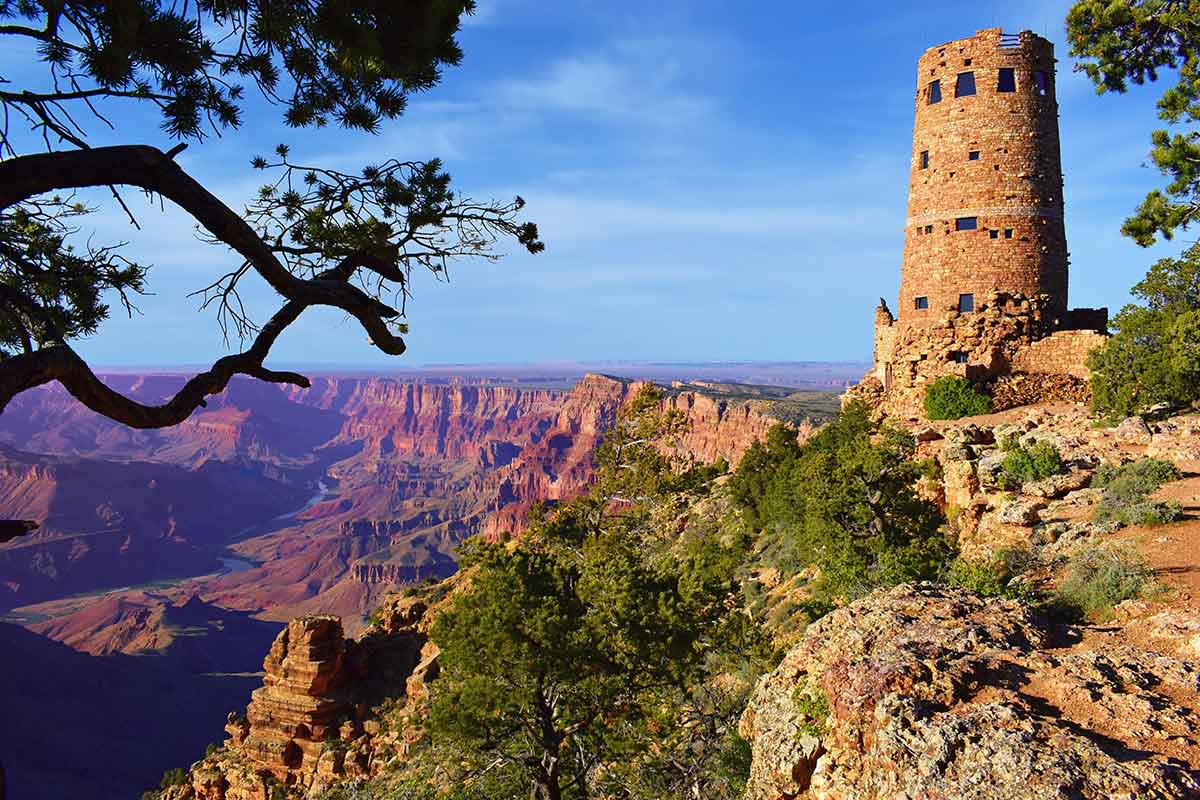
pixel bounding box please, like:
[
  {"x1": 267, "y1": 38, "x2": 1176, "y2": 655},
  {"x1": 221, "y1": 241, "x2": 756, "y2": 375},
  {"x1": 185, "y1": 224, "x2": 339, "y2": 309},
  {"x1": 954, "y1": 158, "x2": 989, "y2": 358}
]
[
  {"x1": 997, "y1": 68, "x2": 1016, "y2": 92},
  {"x1": 955, "y1": 216, "x2": 978, "y2": 231},
  {"x1": 955, "y1": 72, "x2": 976, "y2": 97},
  {"x1": 968, "y1": 150, "x2": 980, "y2": 161},
  {"x1": 989, "y1": 229, "x2": 999, "y2": 239},
  {"x1": 1004, "y1": 228, "x2": 1014, "y2": 238},
  {"x1": 920, "y1": 150, "x2": 929, "y2": 169},
  {"x1": 927, "y1": 80, "x2": 942, "y2": 104},
  {"x1": 951, "y1": 351, "x2": 969, "y2": 364},
  {"x1": 924, "y1": 224, "x2": 933, "y2": 234},
  {"x1": 958, "y1": 293, "x2": 975, "y2": 312},
  {"x1": 964, "y1": 58, "x2": 973, "y2": 66},
  {"x1": 1034, "y1": 71, "x2": 1048, "y2": 96},
  {"x1": 915, "y1": 296, "x2": 929, "y2": 310}
]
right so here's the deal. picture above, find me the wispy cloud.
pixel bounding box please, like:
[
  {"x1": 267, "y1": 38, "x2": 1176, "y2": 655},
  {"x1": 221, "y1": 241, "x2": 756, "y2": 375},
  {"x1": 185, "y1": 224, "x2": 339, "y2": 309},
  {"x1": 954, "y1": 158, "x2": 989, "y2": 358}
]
[{"x1": 494, "y1": 47, "x2": 712, "y2": 127}]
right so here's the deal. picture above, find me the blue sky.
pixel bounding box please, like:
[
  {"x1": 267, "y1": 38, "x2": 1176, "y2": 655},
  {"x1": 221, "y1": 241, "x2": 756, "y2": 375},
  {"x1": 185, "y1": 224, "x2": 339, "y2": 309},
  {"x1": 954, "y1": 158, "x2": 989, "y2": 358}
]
[{"x1": 1, "y1": 0, "x2": 1184, "y2": 367}]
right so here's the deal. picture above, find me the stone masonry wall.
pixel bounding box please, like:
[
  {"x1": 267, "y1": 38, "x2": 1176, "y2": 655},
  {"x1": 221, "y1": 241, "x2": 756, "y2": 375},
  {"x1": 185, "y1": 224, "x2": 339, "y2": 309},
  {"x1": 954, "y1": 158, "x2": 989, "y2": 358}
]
[
  {"x1": 899, "y1": 28, "x2": 1067, "y2": 324},
  {"x1": 872, "y1": 302, "x2": 897, "y2": 383},
  {"x1": 1009, "y1": 329, "x2": 1107, "y2": 379},
  {"x1": 850, "y1": 290, "x2": 1106, "y2": 417}
]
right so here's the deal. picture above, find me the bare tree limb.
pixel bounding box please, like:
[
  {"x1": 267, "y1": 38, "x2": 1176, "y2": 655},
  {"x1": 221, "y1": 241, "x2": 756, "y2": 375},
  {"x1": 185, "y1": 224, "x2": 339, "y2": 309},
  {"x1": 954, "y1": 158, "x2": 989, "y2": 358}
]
[
  {"x1": 0, "y1": 520, "x2": 38, "y2": 544},
  {"x1": 0, "y1": 300, "x2": 315, "y2": 428},
  {"x1": 0, "y1": 144, "x2": 410, "y2": 356}
]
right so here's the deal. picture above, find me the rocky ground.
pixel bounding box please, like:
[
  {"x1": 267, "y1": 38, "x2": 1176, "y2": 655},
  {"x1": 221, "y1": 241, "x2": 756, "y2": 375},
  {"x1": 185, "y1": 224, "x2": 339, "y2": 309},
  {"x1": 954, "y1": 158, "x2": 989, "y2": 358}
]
[{"x1": 740, "y1": 403, "x2": 1200, "y2": 799}]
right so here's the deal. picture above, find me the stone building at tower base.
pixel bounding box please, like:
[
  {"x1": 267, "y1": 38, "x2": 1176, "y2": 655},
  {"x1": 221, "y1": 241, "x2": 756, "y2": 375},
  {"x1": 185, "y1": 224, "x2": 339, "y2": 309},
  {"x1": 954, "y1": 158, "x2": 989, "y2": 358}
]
[{"x1": 847, "y1": 290, "x2": 1107, "y2": 418}]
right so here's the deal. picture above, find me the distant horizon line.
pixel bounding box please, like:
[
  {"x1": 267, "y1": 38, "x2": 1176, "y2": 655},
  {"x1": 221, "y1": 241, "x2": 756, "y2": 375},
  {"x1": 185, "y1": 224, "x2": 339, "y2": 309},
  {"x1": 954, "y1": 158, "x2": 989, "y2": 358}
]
[{"x1": 88, "y1": 358, "x2": 873, "y2": 373}]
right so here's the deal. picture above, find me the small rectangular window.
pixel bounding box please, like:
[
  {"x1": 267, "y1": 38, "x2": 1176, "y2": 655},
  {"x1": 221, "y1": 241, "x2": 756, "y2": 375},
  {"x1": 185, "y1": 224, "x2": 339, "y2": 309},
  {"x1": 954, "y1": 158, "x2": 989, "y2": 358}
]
[
  {"x1": 989, "y1": 229, "x2": 999, "y2": 239},
  {"x1": 951, "y1": 351, "x2": 969, "y2": 364},
  {"x1": 955, "y1": 72, "x2": 976, "y2": 97},
  {"x1": 924, "y1": 224, "x2": 933, "y2": 234},
  {"x1": 997, "y1": 68, "x2": 1016, "y2": 92},
  {"x1": 964, "y1": 58, "x2": 973, "y2": 66},
  {"x1": 968, "y1": 150, "x2": 980, "y2": 161},
  {"x1": 915, "y1": 296, "x2": 929, "y2": 310},
  {"x1": 955, "y1": 216, "x2": 978, "y2": 231},
  {"x1": 920, "y1": 150, "x2": 929, "y2": 169},
  {"x1": 1034, "y1": 70, "x2": 1047, "y2": 96},
  {"x1": 958, "y1": 293, "x2": 975, "y2": 312},
  {"x1": 928, "y1": 80, "x2": 942, "y2": 104},
  {"x1": 1004, "y1": 228, "x2": 1014, "y2": 239}
]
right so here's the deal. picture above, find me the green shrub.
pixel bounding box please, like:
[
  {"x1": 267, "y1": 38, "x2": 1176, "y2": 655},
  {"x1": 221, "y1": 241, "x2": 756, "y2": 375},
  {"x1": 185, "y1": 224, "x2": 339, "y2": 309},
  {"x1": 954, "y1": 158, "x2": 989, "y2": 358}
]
[
  {"x1": 730, "y1": 404, "x2": 949, "y2": 601},
  {"x1": 1092, "y1": 458, "x2": 1180, "y2": 496},
  {"x1": 1091, "y1": 458, "x2": 1184, "y2": 526},
  {"x1": 792, "y1": 681, "x2": 830, "y2": 739},
  {"x1": 924, "y1": 376, "x2": 992, "y2": 420},
  {"x1": 1094, "y1": 498, "x2": 1184, "y2": 526},
  {"x1": 945, "y1": 547, "x2": 1036, "y2": 599},
  {"x1": 1056, "y1": 543, "x2": 1153, "y2": 618},
  {"x1": 997, "y1": 439, "x2": 1065, "y2": 489},
  {"x1": 159, "y1": 768, "x2": 188, "y2": 789}
]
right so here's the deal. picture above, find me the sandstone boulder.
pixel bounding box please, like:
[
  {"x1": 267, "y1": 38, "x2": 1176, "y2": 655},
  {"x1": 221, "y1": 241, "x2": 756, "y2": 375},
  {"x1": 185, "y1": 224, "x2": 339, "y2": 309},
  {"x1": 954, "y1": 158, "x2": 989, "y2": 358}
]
[
  {"x1": 997, "y1": 496, "x2": 1046, "y2": 525},
  {"x1": 739, "y1": 584, "x2": 1199, "y2": 800},
  {"x1": 1022, "y1": 469, "x2": 1093, "y2": 499},
  {"x1": 1115, "y1": 415, "x2": 1153, "y2": 444}
]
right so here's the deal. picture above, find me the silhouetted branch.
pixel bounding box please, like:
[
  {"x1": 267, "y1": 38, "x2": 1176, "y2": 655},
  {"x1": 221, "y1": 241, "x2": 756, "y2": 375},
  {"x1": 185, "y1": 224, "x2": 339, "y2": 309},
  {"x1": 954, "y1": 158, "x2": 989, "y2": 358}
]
[{"x1": 0, "y1": 300, "x2": 314, "y2": 428}]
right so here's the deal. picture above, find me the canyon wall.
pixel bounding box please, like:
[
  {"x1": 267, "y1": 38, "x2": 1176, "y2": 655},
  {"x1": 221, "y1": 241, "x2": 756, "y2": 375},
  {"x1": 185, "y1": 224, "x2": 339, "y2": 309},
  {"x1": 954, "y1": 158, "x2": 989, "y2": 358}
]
[{"x1": 2, "y1": 373, "x2": 803, "y2": 630}]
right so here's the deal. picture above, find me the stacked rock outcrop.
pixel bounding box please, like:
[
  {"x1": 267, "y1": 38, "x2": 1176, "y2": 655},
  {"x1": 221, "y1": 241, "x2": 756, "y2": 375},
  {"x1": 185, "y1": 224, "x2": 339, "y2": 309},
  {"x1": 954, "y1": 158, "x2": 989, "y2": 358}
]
[
  {"x1": 234, "y1": 616, "x2": 350, "y2": 776},
  {"x1": 171, "y1": 597, "x2": 436, "y2": 800}
]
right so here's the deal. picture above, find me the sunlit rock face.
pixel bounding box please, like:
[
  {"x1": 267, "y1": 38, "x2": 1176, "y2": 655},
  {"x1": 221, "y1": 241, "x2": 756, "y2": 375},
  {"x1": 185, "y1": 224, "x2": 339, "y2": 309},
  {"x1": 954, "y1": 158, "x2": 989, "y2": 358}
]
[{"x1": 740, "y1": 583, "x2": 1200, "y2": 800}]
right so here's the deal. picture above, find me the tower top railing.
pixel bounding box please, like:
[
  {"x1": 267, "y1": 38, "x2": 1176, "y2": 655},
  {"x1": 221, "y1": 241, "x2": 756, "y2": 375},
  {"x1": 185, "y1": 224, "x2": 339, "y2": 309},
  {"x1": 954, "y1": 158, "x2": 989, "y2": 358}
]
[{"x1": 999, "y1": 32, "x2": 1023, "y2": 48}]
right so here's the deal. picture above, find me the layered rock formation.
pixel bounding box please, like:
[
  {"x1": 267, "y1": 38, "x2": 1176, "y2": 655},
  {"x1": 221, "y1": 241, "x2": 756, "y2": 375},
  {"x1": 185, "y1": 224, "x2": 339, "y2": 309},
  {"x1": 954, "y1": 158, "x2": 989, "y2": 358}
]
[
  {"x1": 740, "y1": 583, "x2": 1200, "y2": 800},
  {"x1": 3, "y1": 372, "x2": 804, "y2": 626},
  {"x1": 179, "y1": 599, "x2": 434, "y2": 800},
  {"x1": 233, "y1": 617, "x2": 352, "y2": 777}
]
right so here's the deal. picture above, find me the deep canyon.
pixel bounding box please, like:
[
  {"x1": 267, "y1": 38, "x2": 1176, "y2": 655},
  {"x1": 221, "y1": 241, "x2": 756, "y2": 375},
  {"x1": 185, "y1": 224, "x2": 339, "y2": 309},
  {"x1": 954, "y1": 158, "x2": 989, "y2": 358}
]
[{"x1": 0, "y1": 366, "x2": 845, "y2": 799}]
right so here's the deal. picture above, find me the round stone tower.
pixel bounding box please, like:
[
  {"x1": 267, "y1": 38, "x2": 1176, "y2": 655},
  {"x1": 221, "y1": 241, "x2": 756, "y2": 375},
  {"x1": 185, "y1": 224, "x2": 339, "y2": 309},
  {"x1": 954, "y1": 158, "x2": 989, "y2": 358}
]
[{"x1": 897, "y1": 28, "x2": 1067, "y2": 325}]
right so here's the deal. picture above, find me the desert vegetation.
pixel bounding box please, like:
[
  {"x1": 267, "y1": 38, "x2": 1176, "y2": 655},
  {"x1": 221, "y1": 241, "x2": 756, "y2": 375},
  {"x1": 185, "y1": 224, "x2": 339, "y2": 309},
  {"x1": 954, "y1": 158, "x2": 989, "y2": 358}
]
[
  {"x1": 1056, "y1": 543, "x2": 1155, "y2": 619},
  {"x1": 996, "y1": 439, "x2": 1066, "y2": 489},
  {"x1": 1091, "y1": 457, "x2": 1184, "y2": 526},
  {"x1": 923, "y1": 376, "x2": 992, "y2": 420}
]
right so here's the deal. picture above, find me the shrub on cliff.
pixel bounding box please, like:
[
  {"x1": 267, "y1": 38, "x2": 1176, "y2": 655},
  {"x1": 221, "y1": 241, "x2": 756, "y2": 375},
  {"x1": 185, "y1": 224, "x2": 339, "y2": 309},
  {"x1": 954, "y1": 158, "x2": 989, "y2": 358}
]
[
  {"x1": 1092, "y1": 458, "x2": 1184, "y2": 526},
  {"x1": 731, "y1": 402, "x2": 950, "y2": 602},
  {"x1": 923, "y1": 377, "x2": 992, "y2": 420},
  {"x1": 1056, "y1": 543, "x2": 1153, "y2": 619},
  {"x1": 997, "y1": 439, "x2": 1065, "y2": 489},
  {"x1": 945, "y1": 547, "x2": 1036, "y2": 600},
  {"x1": 1088, "y1": 244, "x2": 1200, "y2": 418}
]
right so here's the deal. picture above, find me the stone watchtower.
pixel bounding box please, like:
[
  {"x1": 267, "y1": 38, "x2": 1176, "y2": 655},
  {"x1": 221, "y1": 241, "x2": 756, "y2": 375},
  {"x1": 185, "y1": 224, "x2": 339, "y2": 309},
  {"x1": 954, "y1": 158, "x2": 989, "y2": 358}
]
[
  {"x1": 862, "y1": 28, "x2": 1107, "y2": 415},
  {"x1": 900, "y1": 28, "x2": 1066, "y2": 324}
]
